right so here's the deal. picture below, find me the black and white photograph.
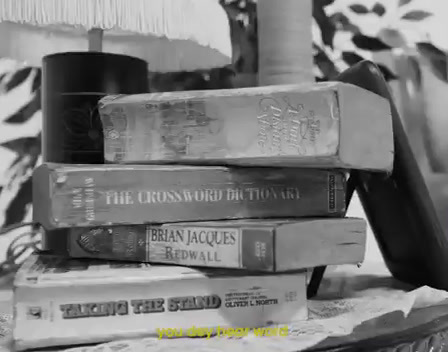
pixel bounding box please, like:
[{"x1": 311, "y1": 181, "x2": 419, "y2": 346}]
[{"x1": 1, "y1": 0, "x2": 448, "y2": 351}]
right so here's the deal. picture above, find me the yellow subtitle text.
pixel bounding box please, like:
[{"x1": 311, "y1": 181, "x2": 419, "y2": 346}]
[{"x1": 156, "y1": 325, "x2": 289, "y2": 339}]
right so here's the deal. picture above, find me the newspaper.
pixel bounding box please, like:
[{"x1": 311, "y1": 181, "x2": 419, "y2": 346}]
[{"x1": 2, "y1": 285, "x2": 447, "y2": 352}]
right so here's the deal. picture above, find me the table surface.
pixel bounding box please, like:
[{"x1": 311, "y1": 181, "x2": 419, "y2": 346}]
[
  {"x1": 308, "y1": 262, "x2": 448, "y2": 351},
  {"x1": 311, "y1": 305, "x2": 448, "y2": 351}
]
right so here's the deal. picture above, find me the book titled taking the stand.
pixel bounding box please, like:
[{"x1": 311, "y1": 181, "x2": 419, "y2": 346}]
[
  {"x1": 33, "y1": 163, "x2": 346, "y2": 229},
  {"x1": 13, "y1": 254, "x2": 307, "y2": 350},
  {"x1": 46, "y1": 218, "x2": 366, "y2": 271}
]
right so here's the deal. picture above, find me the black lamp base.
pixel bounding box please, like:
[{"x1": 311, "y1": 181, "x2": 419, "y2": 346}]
[{"x1": 42, "y1": 52, "x2": 149, "y2": 164}]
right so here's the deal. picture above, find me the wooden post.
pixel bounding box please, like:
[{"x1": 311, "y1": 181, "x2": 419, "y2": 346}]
[
  {"x1": 257, "y1": 0, "x2": 314, "y2": 86},
  {"x1": 88, "y1": 28, "x2": 104, "y2": 52},
  {"x1": 257, "y1": 0, "x2": 319, "y2": 296}
]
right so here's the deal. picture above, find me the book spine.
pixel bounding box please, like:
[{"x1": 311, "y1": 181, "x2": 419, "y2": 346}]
[
  {"x1": 35, "y1": 167, "x2": 346, "y2": 229},
  {"x1": 46, "y1": 218, "x2": 367, "y2": 272},
  {"x1": 49, "y1": 224, "x2": 278, "y2": 271},
  {"x1": 100, "y1": 89, "x2": 341, "y2": 164},
  {"x1": 14, "y1": 272, "x2": 307, "y2": 350}
]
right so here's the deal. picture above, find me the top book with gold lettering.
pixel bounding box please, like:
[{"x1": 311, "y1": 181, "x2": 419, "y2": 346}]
[{"x1": 99, "y1": 82, "x2": 393, "y2": 171}]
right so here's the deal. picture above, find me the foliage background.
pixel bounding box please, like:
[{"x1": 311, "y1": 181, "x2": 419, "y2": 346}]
[{"x1": 0, "y1": 0, "x2": 446, "y2": 231}]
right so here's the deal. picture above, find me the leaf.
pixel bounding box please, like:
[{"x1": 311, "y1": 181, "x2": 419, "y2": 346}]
[
  {"x1": 0, "y1": 136, "x2": 41, "y2": 160},
  {"x1": 377, "y1": 64, "x2": 398, "y2": 81},
  {"x1": 417, "y1": 42, "x2": 447, "y2": 59},
  {"x1": 234, "y1": 56, "x2": 245, "y2": 73},
  {"x1": 31, "y1": 69, "x2": 41, "y2": 92},
  {"x1": 3, "y1": 67, "x2": 32, "y2": 93},
  {"x1": 313, "y1": 0, "x2": 336, "y2": 47},
  {"x1": 417, "y1": 42, "x2": 448, "y2": 82},
  {"x1": 401, "y1": 10, "x2": 432, "y2": 21},
  {"x1": 221, "y1": 3, "x2": 243, "y2": 21},
  {"x1": 349, "y1": 4, "x2": 370, "y2": 14},
  {"x1": 315, "y1": 0, "x2": 335, "y2": 6},
  {"x1": 313, "y1": 0, "x2": 335, "y2": 8},
  {"x1": 313, "y1": 44, "x2": 340, "y2": 80},
  {"x1": 352, "y1": 34, "x2": 392, "y2": 51},
  {"x1": 372, "y1": 3, "x2": 386, "y2": 16},
  {"x1": 398, "y1": 0, "x2": 413, "y2": 6},
  {"x1": 342, "y1": 51, "x2": 365, "y2": 66},
  {"x1": 329, "y1": 12, "x2": 361, "y2": 33},
  {"x1": 407, "y1": 55, "x2": 422, "y2": 89},
  {"x1": 5, "y1": 89, "x2": 41, "y2": 124},
  {"x1": 3, "y1": 178, "x2": 32, "y2": 228},
  {"x1": 378, "y1": 28, "x2": 407, "y2": 48},
  {"x1": 1, "y1": 135, "x2": 41, "y2": 191}
]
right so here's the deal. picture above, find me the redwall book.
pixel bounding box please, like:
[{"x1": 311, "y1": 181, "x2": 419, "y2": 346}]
[
  {"x1": 33, "y1": 163, "x2": 346, "y2": 229},
  {"x1": 45, "y1": 218, "x2": 366, "y2": 271},
  {"x1": 13, "y1": 254, "x2": 307, "y2": 350}
]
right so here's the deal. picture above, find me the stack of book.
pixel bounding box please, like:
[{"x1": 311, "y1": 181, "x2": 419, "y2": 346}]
[{"x1": 13, "y1": 82, "x2": 393, "y2": 350}]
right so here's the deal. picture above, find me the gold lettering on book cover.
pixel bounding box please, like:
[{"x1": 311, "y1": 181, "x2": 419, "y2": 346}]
[
  {"x1": 70, "y1": 177, "x2": 96, "y2": 222},
  {"x1": 149, "y1": 227, "x2": 240, "y2": 265},
  {"x1": 103, "y1": 186, "x2": 301, "y2": 206},
  {"x1": 164, "y1": 247, "x2": 222, "y2": 263},
  {"x1": 256, "y1": 95, "x2": 322, "y2": 155},
  {"x1": 224, "y1": 291, "x2": 280, "y2": 308},
  {"x1": 59, "y1": 295, "x2": 223, "y2": 319},
  {"x1": 149, "y1": 228, "x2": 237, "y2": 247}
]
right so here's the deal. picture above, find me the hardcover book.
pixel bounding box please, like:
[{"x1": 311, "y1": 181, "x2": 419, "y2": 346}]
[
  {"x1": 98, "y1": 82, "x2": 393, "y2": 171},
  {"x1": 13, "y1": 254, "x2": 307, "y2": 350},
  {"x1": 45, "y1": 218, "x2": 366, "y2": 271},
  {"x1": 33, "y1": 163, "x2": 346, "y2": 229}
]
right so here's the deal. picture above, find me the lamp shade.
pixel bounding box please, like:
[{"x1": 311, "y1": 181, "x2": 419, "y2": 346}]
[{"x1": 0, "y1": 0, "x2": 232, "y2": 71}]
